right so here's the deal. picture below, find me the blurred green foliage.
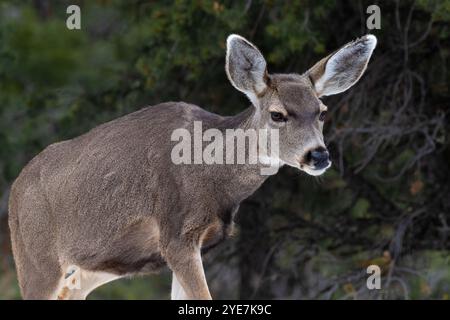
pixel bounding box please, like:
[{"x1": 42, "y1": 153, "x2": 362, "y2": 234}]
[{"x1": 0, "y1": 0, "x2": 449, "y2": 299}]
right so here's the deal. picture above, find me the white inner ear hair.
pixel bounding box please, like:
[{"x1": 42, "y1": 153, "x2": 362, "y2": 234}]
[
  {"x1": 315, "y1": 35, "x2": 377, "y2": 97},
  {"x1": 225, "y1": 35, "x2": 267, "y2": 107}
]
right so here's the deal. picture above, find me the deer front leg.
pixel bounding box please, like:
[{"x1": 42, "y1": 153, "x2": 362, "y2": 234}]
[
  {"x1": 165, "y1": 242, "x2": 212, "y2": 300},
  {"x1": 171, "y1": 273, "x2": 188, "y2": 300}
]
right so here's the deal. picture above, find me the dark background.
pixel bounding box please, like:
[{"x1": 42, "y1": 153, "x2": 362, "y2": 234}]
[{"x1": 0, "y1": 0, "x2": 448, "y2": 299}]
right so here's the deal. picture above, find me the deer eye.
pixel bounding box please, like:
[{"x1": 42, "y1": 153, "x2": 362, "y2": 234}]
[
  {"x1": 270, "y1": 112, "x2": 286, "y2": 122},
  {"x1": 319, "y1": 110, "x2": 327, "y2": 121}
]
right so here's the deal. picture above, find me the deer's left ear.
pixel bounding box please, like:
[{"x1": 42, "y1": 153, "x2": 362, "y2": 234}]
[
  {"x1": 307, "y1": 35, "x2": 377, "y2": 97},
  {"x1": 226, "y1": 34, "x2": 268, "y2": 106}
]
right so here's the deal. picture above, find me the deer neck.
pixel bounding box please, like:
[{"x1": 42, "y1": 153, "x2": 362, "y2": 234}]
[
  {"x1": 219, "y1": 105, "x2": 259, "y2": 130},
  {"x1": 210, "y1": 106, "x2": 276, "y2": 203}
]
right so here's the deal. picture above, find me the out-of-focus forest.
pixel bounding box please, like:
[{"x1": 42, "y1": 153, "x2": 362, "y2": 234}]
[{"x1": 0, "y1": 0, "x2": 449, "y2": 299}]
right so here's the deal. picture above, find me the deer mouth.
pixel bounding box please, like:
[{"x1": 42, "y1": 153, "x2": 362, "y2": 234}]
[{"x1": 299, "y1": 162, "x2": 331, "y2": 176}]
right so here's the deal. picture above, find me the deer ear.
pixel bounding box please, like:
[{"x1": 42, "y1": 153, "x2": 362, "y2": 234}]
[
  {"x1": 226, "y1": 34, "x2": 268, "y2": 106},
  {"x1": 307, "y1": 35, "x2": 377, "y2": 97}
]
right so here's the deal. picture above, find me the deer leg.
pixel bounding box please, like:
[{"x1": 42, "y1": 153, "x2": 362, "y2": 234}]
[
  {"x1": 165, "y1": 243, "x2": 212, "y2": 300},
  {"x1": 53, "y1": 265, "x2": 121, "y2": 300},
  {"x1": 171, "y1": 273, "x2": 188, "y2": 300}
]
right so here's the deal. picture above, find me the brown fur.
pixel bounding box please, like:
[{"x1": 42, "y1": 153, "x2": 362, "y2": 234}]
[{"x1": 8, "y1": 34, "x2": 376, "y2": 299}]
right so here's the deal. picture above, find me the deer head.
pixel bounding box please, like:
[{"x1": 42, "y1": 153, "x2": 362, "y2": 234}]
[{"x1": 226, "y1": 34, "x2": 377, "y2": 176}]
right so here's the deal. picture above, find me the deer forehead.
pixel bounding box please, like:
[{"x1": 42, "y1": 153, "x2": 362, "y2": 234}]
[{"x1": 266, "y1": 75, "x2": 322, "y2": 115}]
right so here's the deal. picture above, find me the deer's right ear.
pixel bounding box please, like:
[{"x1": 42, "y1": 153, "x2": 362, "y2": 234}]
[{"x1": 226, "y1": 34, "x2": 268, "y2": 106}]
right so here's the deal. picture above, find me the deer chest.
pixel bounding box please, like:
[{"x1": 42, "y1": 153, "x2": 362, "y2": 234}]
[{"x1": 200, "y1": 204, "x2": 239, "y2": 253}]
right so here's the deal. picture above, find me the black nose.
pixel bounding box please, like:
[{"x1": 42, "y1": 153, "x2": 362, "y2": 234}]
[{"x1": 307, "y1": 147, "x2": 329, "y2": 169}]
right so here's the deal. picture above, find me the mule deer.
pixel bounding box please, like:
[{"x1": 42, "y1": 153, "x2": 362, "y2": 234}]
[{"x1": 8, "y1": 34, "x2": 376, "y2": 299}]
